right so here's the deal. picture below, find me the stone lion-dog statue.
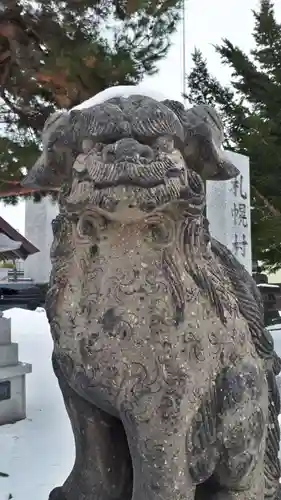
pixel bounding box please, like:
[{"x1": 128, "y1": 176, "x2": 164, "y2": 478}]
[{"x1": 23, "y1": 88, "x2": 281, "y2": 500}]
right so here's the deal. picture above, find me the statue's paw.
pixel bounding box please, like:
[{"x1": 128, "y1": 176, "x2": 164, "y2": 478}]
[
  {"x1": 49, "y1": 487, "x2": 67, "y2": 500},
  {"x1": 275, "y1": 484, "x2": 281, "y2": 500}
]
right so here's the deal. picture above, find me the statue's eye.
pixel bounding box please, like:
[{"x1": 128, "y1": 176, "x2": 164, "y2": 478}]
[
  {"x1": 140, "y1": 145, "x2": 154, "y2": 161},
  {"x1": 94, "y1": 142, "x2": 104, "y2": 154},
  {"x1": 154, "y1": 136, "x2": 174, "y2": 152}
]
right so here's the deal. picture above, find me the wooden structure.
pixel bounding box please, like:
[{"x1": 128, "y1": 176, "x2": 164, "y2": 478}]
[
  {"x1": 0, "y1": 215, "x2": 39, "y2": 261},
  {"x1": 0, "y1": 179, "x2": 40, "y2": 198}
]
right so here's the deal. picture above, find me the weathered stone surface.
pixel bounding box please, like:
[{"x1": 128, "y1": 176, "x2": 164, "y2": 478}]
[{"x1": 23, "y1": 91, "x2": 281, "y2": 500}]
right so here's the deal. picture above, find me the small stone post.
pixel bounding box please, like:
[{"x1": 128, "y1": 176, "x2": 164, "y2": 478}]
[{"x1": 0, "y1": 313, "x2": 32, "y2": 425}]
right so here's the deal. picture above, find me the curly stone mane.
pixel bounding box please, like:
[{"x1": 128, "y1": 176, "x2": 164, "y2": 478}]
[
  {"x1": 155, "y1": 167, "x2": 281, "y2": 498},
  {"x1": 211, "y1": 240, "x2": 281, "y2": 499},
  {"x1": 163, "y1": 98, "x2": 281, "y2": 498}
]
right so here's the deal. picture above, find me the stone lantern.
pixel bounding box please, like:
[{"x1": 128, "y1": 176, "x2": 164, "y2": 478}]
[{"x1": 0, "y1": 230, "x2": 32, "y2": 425}]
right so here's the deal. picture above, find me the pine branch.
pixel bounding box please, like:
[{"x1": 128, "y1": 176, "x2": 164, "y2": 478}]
[{"x1": 251, "y1": 185, "x2": 281, "y2": 217}]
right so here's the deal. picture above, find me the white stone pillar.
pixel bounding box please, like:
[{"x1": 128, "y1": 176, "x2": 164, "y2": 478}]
[
  {"x1": 206, "y1": 151, "x2": 252, "y2": 274},
  {"x1": 24, "y1": 197, "x2": 58, "y2": 283}
]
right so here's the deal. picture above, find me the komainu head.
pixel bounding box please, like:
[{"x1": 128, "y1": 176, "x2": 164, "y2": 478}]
[{"x1": 22, "y1": 89, "x2": 239, "y2": 220}]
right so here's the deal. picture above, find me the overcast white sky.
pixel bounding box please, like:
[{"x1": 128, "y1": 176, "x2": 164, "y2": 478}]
[{"x1": 2, "y1": 0, "x2": 281, "y2": 235}]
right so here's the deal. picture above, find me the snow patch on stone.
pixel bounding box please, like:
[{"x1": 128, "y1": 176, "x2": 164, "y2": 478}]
[{"x1": 72, "y1": 85, "x2": 168, "y2": 110}]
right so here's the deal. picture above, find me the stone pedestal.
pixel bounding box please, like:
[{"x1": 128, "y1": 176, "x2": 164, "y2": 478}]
[{"x1": 0, "y1": 316, "x2": 32, "y2": 425}]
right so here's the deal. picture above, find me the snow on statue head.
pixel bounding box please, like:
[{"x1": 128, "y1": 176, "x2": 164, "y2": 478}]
[{"x1": 72, "y1": 85, "x2": 168, "y2": 110}]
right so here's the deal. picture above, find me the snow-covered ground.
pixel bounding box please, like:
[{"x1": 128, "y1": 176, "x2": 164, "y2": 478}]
[
  {"x1": 1, "y1": 308, "x2": 281, "y2": 500},
  {"x1": 0, "y1": 309, "x2": 74, "y2": 500}
]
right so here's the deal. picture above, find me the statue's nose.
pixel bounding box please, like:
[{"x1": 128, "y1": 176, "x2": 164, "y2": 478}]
[{"x1": 103, "y1": 139, "x2": 154, "y2": 163}]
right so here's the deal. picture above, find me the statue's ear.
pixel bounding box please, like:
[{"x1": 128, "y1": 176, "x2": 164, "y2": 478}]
[
  {"x1": 22, "y1": 110, "x2": 72, "y2": 190},
  {"x1": 163, "y1": 101, "x2": 240, "y2": 181},
  {"x1": 21, "y1": 150, "x2": 63, "y2": 190},
  {"x1": 21, "y1": 151, "x2": 50, "y2": 190},
  {"x1": 206, "y1": 155, "x2": 240, "y2": 181},
  {"x1": 198, "y1": 138, "x2": 240, "y2": 181},
  {"x1": 184, "y1": 135, "x2": 240, "y2": 182}
]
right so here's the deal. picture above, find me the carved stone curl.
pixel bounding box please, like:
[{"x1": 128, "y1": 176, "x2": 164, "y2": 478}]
[{"x1": 23, "y1": 91, "x2": 281, "y2": 500}]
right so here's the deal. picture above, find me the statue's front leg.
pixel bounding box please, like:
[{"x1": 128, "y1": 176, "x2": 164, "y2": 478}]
[
  {"x1": 50, "y1": 353, "x2": 132, "y2": 500},
  {"x1": 212, "y1": 361, "x2": 269, "y2": 500},
  {"x1": 208, "y1": 443, "x2": 266, "y2": 500},
  {"x1": 121, "y1": 404, "x2": 196, "y2": 500},
  {"x1": 207, "y1": 469, "x2": 265, "y2": 500}
]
